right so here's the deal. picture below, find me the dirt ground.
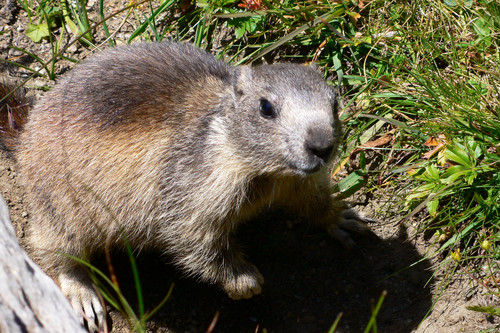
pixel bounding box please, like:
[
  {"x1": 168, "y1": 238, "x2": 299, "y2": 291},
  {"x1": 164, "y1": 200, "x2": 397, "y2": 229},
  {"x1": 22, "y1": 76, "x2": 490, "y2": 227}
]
[{"x1": 0, "y1": 1, "x2": 498, "y2": 332}]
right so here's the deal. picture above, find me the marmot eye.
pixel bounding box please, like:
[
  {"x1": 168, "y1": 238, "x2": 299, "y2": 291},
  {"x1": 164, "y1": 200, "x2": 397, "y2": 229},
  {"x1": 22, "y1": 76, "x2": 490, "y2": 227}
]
[{"x1": 259, "y1": 99, "x2": 276, "y2": 119}]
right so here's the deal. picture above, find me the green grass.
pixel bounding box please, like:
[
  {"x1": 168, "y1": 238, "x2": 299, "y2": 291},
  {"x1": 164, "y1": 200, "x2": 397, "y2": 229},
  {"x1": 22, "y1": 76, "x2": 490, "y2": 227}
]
[
  {"x1": 366, "y1": 0, "x2": 499, "y2": 295},
  {"x1": 68, "y1": 247, "x2": 173, "y2": 333},
  {"x1": 355, "y1": 0, "x2": 500, "y2": 321},
  {"x1": 5, "y1": 0, "x2": 500, "y2": 330}
]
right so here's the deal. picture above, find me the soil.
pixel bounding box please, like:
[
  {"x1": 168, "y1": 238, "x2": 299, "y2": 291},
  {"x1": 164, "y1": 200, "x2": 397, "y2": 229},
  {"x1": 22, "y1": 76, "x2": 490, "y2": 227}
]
[{"x1": 0, "y1": 1, "x2": 498, "y2": 332}]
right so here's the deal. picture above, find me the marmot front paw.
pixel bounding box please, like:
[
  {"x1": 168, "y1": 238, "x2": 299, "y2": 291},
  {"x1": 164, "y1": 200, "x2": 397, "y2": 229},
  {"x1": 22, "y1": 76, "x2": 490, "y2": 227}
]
[
  {"x1": 222, "y1": 266, "x2": 265, "y2": 300},
  {"x1": 327, "y1": 207, "x2": 378, "y2": 248}
]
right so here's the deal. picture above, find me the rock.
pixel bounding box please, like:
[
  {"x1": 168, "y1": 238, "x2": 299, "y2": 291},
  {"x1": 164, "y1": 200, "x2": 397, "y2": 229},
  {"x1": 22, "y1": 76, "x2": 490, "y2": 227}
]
[{"x1": 0, "y1": 194, "x2": 86, "y2": 333}]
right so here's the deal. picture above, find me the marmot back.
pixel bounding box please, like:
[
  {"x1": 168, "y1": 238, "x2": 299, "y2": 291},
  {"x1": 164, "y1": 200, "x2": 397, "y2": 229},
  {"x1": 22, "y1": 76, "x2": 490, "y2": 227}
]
[{"x1": 1, "y1": 42, "x2": 373, "y2": 331}]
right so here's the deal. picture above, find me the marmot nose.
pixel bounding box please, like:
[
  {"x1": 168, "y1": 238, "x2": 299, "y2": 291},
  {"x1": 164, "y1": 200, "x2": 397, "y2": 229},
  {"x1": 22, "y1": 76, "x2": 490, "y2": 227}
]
[{"x1": 305, "y1": 134, "x2": 334, "y2": 163}]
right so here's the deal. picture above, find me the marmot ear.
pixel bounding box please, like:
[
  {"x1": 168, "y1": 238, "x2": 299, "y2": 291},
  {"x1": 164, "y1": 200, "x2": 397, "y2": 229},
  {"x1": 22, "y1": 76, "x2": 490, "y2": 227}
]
[{"x1": 233, "y1": 66, "x2": 253, "y2": 99}]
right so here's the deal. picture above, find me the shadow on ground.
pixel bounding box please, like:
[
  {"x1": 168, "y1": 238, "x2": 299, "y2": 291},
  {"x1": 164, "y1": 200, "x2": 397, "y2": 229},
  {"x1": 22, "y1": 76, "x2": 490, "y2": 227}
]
[{"x1": 104, "y1": 214, "x2": 433, "y2": 333}]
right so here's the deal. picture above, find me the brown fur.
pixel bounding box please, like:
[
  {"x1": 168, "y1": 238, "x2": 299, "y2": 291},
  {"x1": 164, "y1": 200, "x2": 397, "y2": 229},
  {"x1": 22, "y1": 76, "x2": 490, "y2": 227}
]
[{"x1": 0, "y1": 42, "x2": 372, "y2": 330}]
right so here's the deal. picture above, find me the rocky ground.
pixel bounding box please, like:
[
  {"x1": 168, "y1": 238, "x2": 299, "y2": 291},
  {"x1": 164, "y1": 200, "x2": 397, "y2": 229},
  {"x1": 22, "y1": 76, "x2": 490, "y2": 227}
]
[{"x1": 1, "y1": 0, "x2": 498, "y2": 332}]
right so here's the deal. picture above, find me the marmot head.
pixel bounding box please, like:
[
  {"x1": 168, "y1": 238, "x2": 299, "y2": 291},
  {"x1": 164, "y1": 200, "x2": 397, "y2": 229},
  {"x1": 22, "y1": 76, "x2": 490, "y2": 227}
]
[{"x1": 223, "y1": 63, "x2": 340, "y2": 177}]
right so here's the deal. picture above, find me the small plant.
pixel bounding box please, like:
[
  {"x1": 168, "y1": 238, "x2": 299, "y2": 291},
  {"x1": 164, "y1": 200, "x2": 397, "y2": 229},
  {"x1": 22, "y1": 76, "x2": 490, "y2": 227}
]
[
  {"x1": 61, "y1": 0, "x2": 94, "y2": 46},
  {"x1": 357, "y1": 0, "x2": 500, "y2": 311},
  {"x1": 69, "y1": 241, "x2": 173, "y2": 333},
  {"x1": 327, "y1": 290, "x2": 387, "y2": 333}
]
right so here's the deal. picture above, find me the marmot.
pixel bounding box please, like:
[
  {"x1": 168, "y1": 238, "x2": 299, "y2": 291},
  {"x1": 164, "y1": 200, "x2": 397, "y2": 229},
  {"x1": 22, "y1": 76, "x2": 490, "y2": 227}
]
[{"x1": 0, "y1": 42, "x2": 373, "y2": 330}]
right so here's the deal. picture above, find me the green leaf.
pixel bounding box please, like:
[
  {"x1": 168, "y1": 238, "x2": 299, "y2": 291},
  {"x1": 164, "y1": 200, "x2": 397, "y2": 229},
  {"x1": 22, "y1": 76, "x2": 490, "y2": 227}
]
[
  {"x1": 357, "y1": 114, "x2": 427, "y2": 140},
  {"x1": 327, "y1": 313, "x2": 343, "y2": 333},
  {"x1": 333, "y1": 170, "x2": 367, "y2": 198},
  {"x1": 26, "y1": 22, "x2": 50, "y2": 42},
  {"x1": 442, "y1": 165, "x2": 467, "y2": 178},
  {"x1": 246, "y1": 12, "x2": 334, "y2": 63},
  {"x1": 406, "y1": 190, "x2": 430, "y2": 202},
  {"x1": 466, "y1": 306, "x2": 500, "y2": 317},
  {"x1": 465, "y1": 171, "x2": 477, "y2": 185},
  {"x1": 437, "y1": 218, "x2": 481, "y2": 253},
  {"x1": 235, "y1": 24, "x2": 246, "y2": 39},
  {"x1": 444, "y1": 0, "x2": 472, "y2": 7},
  {"x1": 332, "y1": 51, "x2": 343, "y2": 85},
  {"x1": 473, "y1": 17, "x2": 492, "y2": 37},
  {"x1": 227, "y1": 16, "x2": 262, "y2": 39},
  {"x1": 425, "y1": 165, "x2": 440, "y2": 181},
  {"x1": 412, "y1": 182, "x2": 439, "y2": 194},
  {"x1": 426, "y1": 198, "x2": 439, "y2": 217},
  {"x1": 128, "y1": 0, "x2": 177, "y2": 43},
  {"x1": 343, "y1": 74, "x2": 365, "y2": 85},
  {"x1": 36, "y1": 4, "x2": 61, "y2": 17},
  {"x1": 445, "y1": 145, "x2": 472, "y2": 167},
  {"x1": 441, "y1": 171, "x2": 463, "y2": 185}
]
